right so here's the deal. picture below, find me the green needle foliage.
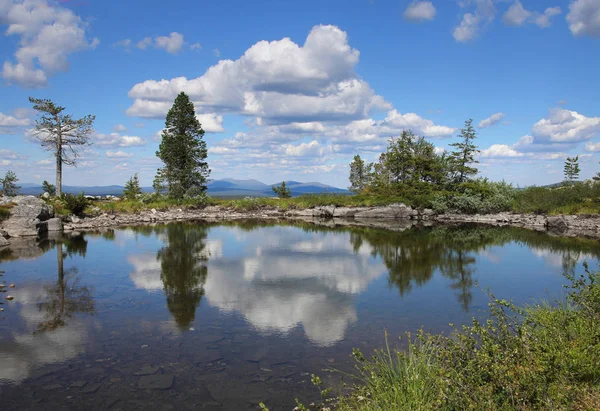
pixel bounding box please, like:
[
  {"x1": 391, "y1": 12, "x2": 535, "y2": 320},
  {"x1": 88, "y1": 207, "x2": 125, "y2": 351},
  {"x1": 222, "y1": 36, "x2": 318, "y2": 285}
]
[
  {"x1": 564, "y1": 156, "x2": 580, "y2": 184},
  {"x1": 1, "y1": 170, "x2": 20, "y2": 196},
  {"x1": 155, "y1": 92, "x2": 210, "y2": 200},
  {"x1": 42, "y1": 180, "x2": 56, "y2": 196},
  {"x1": 123, "y1": 173, "x2": 142, "y2": 200},
  {"x1": 272, "y1": 181, "x2": 292, "y2": 198},
  {"x1": 450, "y1": 118, "x2": 480, "y2": 184}
]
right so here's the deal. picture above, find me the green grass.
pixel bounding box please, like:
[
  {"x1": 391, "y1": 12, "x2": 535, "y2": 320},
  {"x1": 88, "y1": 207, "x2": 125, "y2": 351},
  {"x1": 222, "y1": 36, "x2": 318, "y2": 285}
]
[
  {"x1": 81, "y1": 181, "x2": 600, "y2": 217},
  {"x1": 0, "y1": 203, "x2": 14, "y2": 221},
  {"x1": 295, "y1": 265, "x2": 600, "y2": 411}
]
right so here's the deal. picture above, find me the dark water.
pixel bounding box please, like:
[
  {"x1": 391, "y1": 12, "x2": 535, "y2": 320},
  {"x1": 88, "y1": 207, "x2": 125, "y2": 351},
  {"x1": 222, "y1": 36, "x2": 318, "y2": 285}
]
[{"x1": 1, "y1": 220, "x2": 599, "y2": 410}]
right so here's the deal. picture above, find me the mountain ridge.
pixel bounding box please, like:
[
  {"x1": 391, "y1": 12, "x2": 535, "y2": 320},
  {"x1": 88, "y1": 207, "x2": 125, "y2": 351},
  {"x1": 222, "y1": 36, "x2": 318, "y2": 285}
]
[{"x1": 14, "y1": 179, "x2": 349, "y2": 197}]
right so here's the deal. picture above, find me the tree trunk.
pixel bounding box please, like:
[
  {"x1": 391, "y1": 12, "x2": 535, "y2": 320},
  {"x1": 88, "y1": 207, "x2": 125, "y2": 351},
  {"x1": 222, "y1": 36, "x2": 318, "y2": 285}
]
[{"x1": 56, "y1": 136, "x2": 62, "y2": 196}]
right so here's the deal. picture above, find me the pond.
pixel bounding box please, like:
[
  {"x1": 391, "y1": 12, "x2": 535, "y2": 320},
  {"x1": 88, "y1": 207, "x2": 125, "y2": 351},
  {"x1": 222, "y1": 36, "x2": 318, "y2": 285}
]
[{"x1": 0, "y1": 220, "x2": 599, "y2": 410}]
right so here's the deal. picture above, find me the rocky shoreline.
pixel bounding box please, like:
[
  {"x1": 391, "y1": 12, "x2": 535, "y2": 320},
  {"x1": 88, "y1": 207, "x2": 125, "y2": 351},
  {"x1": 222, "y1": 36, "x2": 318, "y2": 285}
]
[{"x1": 2, "y1": 197, "x2": 600, "y2": 247}]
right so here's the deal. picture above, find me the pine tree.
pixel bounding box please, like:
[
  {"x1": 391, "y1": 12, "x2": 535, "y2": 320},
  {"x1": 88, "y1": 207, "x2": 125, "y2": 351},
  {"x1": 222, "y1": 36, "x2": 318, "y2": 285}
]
[
  {"x1": 123, "y1": 173, "x2": 142, "y2": 200},
  {"x1": 29, "y1": 97, "x2": 95, "y2": 196},
  {"x1": 1, "y1": 170, "x2": 20, "y2": 196},
  {"x1": 272, "y1": 181, "x2": 292, "y2": 198},
  {"x1": 564, "y1": 156, "x2": 580, "y2": 184},
  {"x1": 155, "y1": 92, "x2": 210, "y2": 199},
  {"x1": 42, "y1": 180, "x2": 56, "y2": 196},
  {"x1": 348, "y1": 154, "x2": 372, "y2": 193},
  {"x1": 450, "y1": 119, "x2": 480, "y2": 184}
]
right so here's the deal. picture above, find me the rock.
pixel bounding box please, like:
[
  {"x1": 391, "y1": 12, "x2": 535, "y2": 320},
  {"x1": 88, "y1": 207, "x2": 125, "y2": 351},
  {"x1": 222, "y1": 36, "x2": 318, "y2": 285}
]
[
  {"x1": 0, "y1": 236, "x2": 9, "y2": 247},
  {"x1": 134, "y1": 366, "x2": 160, "y2": 376},
  {"x1": 70, "y1": 215, "x2": 81, "y2": 224},
  {"x1": 312, "y1": 206, "x2": 335, "y2": 218},
  {"x1": 41, "y1": 192, "x2": 50, "y2": 200},
  {"x1": 5, "y1": 295, "x2": 14, "y2": 300},
  {"x1": 354, "y1": 203, "x2": 415, "y2": 219},
  {"x1": 42, "y1": 383, "x2": 62, "y2": 391},
  {"x1": 138, "y1": 374, "x2": 174, "y2": 390},
  {"x1": 9, "y1": 284, "x2": 15, "y2": 288},
  {"x1": 151, "y1": 209, "x2": 157, "y2": 214},
  {"x1": 70, "y1": 380, "x2": 88, "y2": 388},
  {"x1": 0, "y1": 229, "x2": 7, "y2": 238},
  {"x1": 81, "y1": 382, "x2": 102, "y2": 393},
  {"x1": 36, "y1": 217, "x2": 63, "y2": 234},
  {"x1": 1, "y1": 196, "x2": 54, "y2": 237},
  {"x1": 546, "y1": 216, "x2": 568, "y2": 231}
]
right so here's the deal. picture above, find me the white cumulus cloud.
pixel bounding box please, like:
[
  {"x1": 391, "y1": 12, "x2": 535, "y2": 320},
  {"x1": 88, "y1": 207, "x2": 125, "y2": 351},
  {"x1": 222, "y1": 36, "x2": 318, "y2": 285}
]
[
  {"x1": 93, "y1": 132, "x2": 147, "y2": 148},
  {"x1": 126, "y1": 25, "x2": 389, "y2": 124},
  {"x1": 567, "y1": 0, "x2": 600, "y2": 37},
  {"x1": 196, "y1": 113, "x2": 224, "y2": 133},
  {"x1": 155, "y1": 32, "x2": 184, "y2": 54},
  {"x1": 585, "y1": 142, "x2": 600, "y2": 152},
  {"x1": 532, "y1": 108, "x2": 600, "y2": 143},
  {"x1": 481, "y1": 144, "x2": 524, "y2": 158},
  {"x1": 503, "y1": 2, "x2": 561, "y2": 28},
  {"x1": 478, "y1": 112, "x2": 506, "y2": 128},
  {"x1": 106, "y1": 150, "x2": 134, "y2": 158},
  {"x1": 453, "y1": 0, "x2": 496, "y2": 42},
  {"x1": 403, "y1": 1, "x2": 437, "y2": 22},
  {"x1": 1, "y1": 0, "x2": 99, "y2": 88}
]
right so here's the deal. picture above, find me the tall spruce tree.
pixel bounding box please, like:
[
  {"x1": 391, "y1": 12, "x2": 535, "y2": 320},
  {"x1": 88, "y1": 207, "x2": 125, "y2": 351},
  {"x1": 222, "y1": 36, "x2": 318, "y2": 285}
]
[
  {"x1": 564, "y1": 156, "x2": 580, "y2": 184},
  {"x1": 29, "y1": 97, "x2": 95, "y2": 196},
  {"x1": 1, "y1": 170, "x2": 20, "y2": 196},
  {"x1": 155, "y1": 92, "x2": 210, "y2": 199},
  {"x1": 450, "y1": 119, "x2": 480, "y2": 184},
  {"x1": 348, "y1": 154, "x2": 372, "y2": 193}
]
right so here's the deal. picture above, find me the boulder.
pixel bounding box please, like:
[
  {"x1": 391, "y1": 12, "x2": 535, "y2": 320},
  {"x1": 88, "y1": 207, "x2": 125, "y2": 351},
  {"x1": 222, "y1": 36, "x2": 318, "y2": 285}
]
[
  {"x1": 36, "y1": 217, "x2": 63, "y2": 234},
  {"x1": 354, "y1": 204, "x2": 415, "y2": 219},
  {"x1": 312, "y1": 206, "x2": 335, "y2": 218},
  {"x1": 41, "y1": 192, "x2": 50, "y2": 200},
  {"x1": 0, "y1": 236, "x2": 9, "y2": 247},
  {"x1": 546, "y1": 216, "x2": 568, "y2": 231},
  {"x1": 1, "y1": 196, "x2": 54, "y2": 237}
]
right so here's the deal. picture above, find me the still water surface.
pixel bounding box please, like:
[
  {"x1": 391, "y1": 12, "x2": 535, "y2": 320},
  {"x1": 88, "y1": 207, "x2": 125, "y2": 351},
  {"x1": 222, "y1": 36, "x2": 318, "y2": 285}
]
[{"x1": 0, "y1": 221, "x2": 599, "y2": 409}]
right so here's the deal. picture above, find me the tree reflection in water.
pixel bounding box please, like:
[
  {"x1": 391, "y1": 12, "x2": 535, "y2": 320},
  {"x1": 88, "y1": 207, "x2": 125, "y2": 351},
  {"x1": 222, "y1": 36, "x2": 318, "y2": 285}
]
[
  {"x1": 35, "y1": 234, "x2": 95, "y2": 333},
  {"x1": 156, "y1": 223, "x2": 210, "y2": 330}
]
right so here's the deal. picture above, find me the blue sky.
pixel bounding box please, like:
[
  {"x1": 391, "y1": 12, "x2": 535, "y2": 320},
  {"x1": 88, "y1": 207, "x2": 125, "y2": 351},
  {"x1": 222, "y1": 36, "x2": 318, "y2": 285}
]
[{"x1": 1, "y1": 0, "x2": 599, "y2": 188}]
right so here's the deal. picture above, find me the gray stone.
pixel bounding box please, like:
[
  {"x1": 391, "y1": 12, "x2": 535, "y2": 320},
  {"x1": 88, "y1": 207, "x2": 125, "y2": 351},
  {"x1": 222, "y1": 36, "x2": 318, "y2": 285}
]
[
  {"x1": 42, "y1": 383, "x2": 62, "y2": 390},
  {"x1": 36, "y1": 217, "x2": 63, "y2": 234},
  {"x1": 138, "y1": 374, "x2": 174, "y2": 390},
  {"x1": 354, "y1": 203, "x2": 415, "y2": 219},
  {"x1": 41, "y1": 192, "x2": 50, "y2": 200},
  {"x1": 70, "y1": 215, "x2": 81, "y2": 224},
  {"x1": 546, "y1": 216, "x2": 568, "y2": 231},
  {"x1": 70, "y1": 380, "x2": 88, "y2": 388},
  {"x1": 0, "y1": 228, "x2": 7, "y2": 238},
  {"x1": 1, "y1": 196, "x2": 53, "y2": 237},
  {"x1": 0, "y1": 236, "x2": 8, "y2": 247},
  {"x1": 134, "y1": 366, "x2": 160, "y2": 376},
  {"x1": 81, "y1": 382, "x2": 102, "y2": 393}
]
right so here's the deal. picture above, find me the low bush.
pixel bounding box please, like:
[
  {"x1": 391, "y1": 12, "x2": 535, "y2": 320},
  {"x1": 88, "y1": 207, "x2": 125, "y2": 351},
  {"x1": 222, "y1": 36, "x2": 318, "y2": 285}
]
[
  {"x1": 513, "y1": 182, "x2": 600, "y2": 215},
  {"x1": 0, "y1": 205, "x2": 12, "y2": 221},
  {"x1": 307, "y1": 264, "x2": 600, "y2": 411},
  {"x1": 431, "y1": 179, "x2": 516, "y2": 214},
  {"x1": 61, "y1": 193, "x2": 89, "y2": 216}
]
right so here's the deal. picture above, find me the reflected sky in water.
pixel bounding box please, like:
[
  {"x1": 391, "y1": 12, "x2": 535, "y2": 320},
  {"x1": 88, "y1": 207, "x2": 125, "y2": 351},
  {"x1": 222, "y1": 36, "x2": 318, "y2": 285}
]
[{"x1": 0, "y1": 221, "x2": 599, "y2": 409}]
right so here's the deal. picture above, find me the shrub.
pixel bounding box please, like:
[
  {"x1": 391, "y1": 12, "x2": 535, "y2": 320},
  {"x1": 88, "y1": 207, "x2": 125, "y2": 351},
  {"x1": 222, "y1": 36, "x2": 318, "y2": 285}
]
[
  {"x1": 61, "y1": 192, "x2": 89, "y2": 216},
  {"x1": 42, "y1": 180, "x2": 56, "y2": 196},
  {"x1": 512, "y1": 182, "x2": 600, "y2": 215},
  {"x1": 431, "y1": 179, "x2": 516, "y2": 214},
  {"x1": 0, "y1": 205, "x2": 11, "y2": 221},
  {"x1": 329, "y1": 264, "x2": 600, "y2": 410}
]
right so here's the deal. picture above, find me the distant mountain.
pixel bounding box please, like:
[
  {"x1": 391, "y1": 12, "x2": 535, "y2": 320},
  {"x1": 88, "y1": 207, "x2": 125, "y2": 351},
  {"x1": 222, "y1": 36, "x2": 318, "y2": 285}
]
[{"x1": 16, "y1": 179, "x2": 349, "y2": 197}]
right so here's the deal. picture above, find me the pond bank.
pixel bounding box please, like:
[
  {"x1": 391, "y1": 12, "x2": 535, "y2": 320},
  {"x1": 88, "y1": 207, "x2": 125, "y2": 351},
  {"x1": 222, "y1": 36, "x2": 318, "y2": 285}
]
[
  {"x1": 2, "y1": 197, "x2": 600, "y2": 244},
  {"x1": 63, "y1": 205, "x2": 600, "y2": 239}
]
